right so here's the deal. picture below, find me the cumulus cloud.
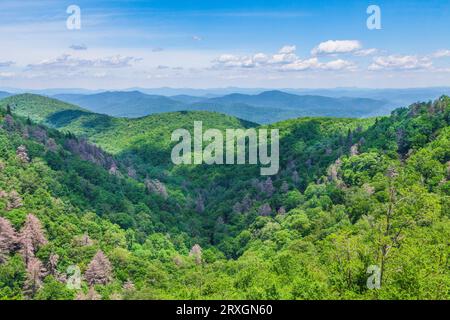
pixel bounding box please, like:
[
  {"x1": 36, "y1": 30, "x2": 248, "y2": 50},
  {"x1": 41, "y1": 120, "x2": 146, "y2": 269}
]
[
  {"x1": 270, "y1": 46, "x2": 299, "y2": 64},
  {"x1": 213, "y1": 54, "x2": 258, "y2": 68},
  {"x1": 280, "y1": 58, "x2": 320, "y2": 71},
  {"x1": 311, "y1": 40, "x2": 362, "y2": 55},
  {"x1": 213, "y1": 45, "x2": 356, "y2": 72},
  {"x1": 322, "y1": 59, "x2": 356, "y2": 71},
  {"x1": 433, "y1": 49, "x2": 450, "y2": 58},
  {"x1": 70, "y1": 44, "x2": 87, "y2": 51},
  {"x1": 369, "y1": 55, "x2": 432, "y2": 71},
  {"x1": 281, "y1": 58, "x2": 355, "y2": 71},
  {"x1": 213, "y1": 45, "x2": 300, "y2": 69},
  {"x1": 192, "y1": 35, "x2": 202, "y2": 41},
  {"x1": 27, "y1": 54, "x2": 142, "y2": 71},
  {"x1": 278, "y1": 45, "x2": 296, "y2": 54},
  {"x1": 253, "y1": 53, "x2": 269, "y2": 63}
]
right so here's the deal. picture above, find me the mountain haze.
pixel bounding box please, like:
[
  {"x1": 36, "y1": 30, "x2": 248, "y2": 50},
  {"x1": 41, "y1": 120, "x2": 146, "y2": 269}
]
[
  {"x1": 54, "y1": 91, "x2": 184, "y2": 118},
  {"x1": 53, "y1": 90, "x2": 392, "y2": 124}
]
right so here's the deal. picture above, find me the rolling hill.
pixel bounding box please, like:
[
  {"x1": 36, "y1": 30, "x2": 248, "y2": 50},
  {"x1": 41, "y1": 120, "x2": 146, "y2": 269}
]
[
  {"x1": 203, "y1": 90, "x2": 390, "y2": 115},
  {"x1": 0, "y1": 91, "x2": 11, "y2": 99},
  {"x1": 52, "y1": 90, "x2": 392, "y2": 124},
  {"x1": 0, "y1": 93, "x2": 85, "y2": 123},
  {"x1": 54, "y1": 91, "x2": 185, "y2": 117},
  {"x1": 0, "y1": 94, "x2": 255, "y2": 157},
  {"x1": 0, "y1": 92, "x2": 448, "y2": 300}
]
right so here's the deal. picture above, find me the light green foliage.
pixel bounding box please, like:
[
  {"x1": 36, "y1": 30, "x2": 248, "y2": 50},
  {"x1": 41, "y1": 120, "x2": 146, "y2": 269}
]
[{"x1": 0, "y1": 94, "x2": 448, "y2": 300}]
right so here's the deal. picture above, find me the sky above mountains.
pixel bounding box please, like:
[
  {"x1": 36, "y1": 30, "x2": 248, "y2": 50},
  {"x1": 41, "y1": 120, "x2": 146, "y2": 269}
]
[{"x1": 1, "y1": 0, "x2": 450, "y2": 89}]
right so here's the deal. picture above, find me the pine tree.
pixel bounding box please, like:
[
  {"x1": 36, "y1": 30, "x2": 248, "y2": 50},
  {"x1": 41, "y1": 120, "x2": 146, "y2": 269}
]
[
  {"x1": 292, "y1": 170, "x2": 300, "y2": 184},
  {"x1": 24, "y1": 257, "x2": 46, "y2": 298},
  {"x1": 4, "y1": 114, "x2": 14, "y2": 130},
  {"x1": 19, "y1": 214, "x2": 48, "y2": 264},
  {"x1": 47, "y1": 253, "x2": 59, "y2": 276},
  {"x1": 262, "y1": 177, "x2": 275, "y2": 197},
  {"x1": 74, "y1": 233, "x2": 93, "y2": 247},
  {"x1": 277, "y1": 206, "x2": 286, "y2": 215},
  {"x1": 84, "y1": 250, "x2": 112, "y2": 286},
  {"x1": 195, "y1": 195, "x2": 205, "y2": 213},
  {"x1": 232, "y1": 201, "x2": 242, "y2": 214},
  {"x1": 189, "y1": 244, "x2": 202, "y2": 265},
  {"x1": 258, "y1": 203, "x2": 272, "y2": 216},
  {"x1": 45, "y1": 138, "x2": 58, "y2": 152},
  {"x1": 240, "y1": 194, "x2": 253, "y2": 212},
  {"x1": 281, "y1": 181, "x2": 289, "y2": 193},
  {"x1": 6, "y1": 190, "x2": 23, "y2": 211},
  {"x1": 145, "y1": 179, "x2": 168, "y2": 199},
  {"x1": 0, "y1": 217, "x2": 18, "y2": 263},
  {"x1": 127, "y1": 167, "x2": 137, "y2": 179},
  {"x1": 108, "y1": 163, "x2": 119, "y2": 176},
  {"x1": 16, "y1": 145, "x2": 30, "y2": 163}
]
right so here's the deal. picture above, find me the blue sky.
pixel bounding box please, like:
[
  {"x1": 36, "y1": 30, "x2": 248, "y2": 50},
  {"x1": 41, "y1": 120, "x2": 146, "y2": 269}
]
[{"x1": 1, "y1": 0, "x2": 450, "y2": 89}]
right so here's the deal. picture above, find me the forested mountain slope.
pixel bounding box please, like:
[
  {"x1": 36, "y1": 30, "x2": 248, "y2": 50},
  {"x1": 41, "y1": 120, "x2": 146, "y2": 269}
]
[
  {"x1": 54, "y1": 91, "x2": 185, "y2": 118},
  {"x1": 0, "y1": 94, "x2": 85, "y2": 124},
  {"x1": 0, "y1": 94, "x2": 449, "y2": 300},
  {"x1": 53, "y1": 90, "x2": 391, "y2": 124},
  {"x1": 0, "y1": 92, "x2": 11, "y2": 100}
]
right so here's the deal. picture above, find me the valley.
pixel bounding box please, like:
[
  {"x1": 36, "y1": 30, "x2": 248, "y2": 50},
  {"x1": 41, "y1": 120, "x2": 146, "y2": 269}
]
[{"x1": 0, "y1": 92, "x2": 448, "y2": 299}]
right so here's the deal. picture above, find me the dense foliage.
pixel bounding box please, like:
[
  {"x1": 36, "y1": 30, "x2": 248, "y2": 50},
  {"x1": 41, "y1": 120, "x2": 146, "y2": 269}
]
[{"x1": 0, "y1": 94, "x2": 449, "y2": 300}]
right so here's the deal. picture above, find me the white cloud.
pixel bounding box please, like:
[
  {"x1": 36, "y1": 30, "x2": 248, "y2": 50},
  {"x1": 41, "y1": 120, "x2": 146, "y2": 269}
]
[
  {"x1": 369, "y1": 55, "x2": 432, "y2": 71},
  {"x1": 213, "y1": 53, "x2": 269, "y2": 68},
  {"x1": 0, "y1": 61, "x2": 15, "y2": 67},
  {"x1": 433, "y1": 49, "x2": 450, "y2": 58},
  {"x1": 252, "y1": 53, "x2": 269, "y2": 63},
  {"x1": 0, "y1": 72, "x2": 15, "y2": 78},
  {"x1": 270, "y1": 46, "x2": 299, "y2": 64},
  {"x1": 213, "y1": 45, "x2": 301, "y2": 69},
  {"x1": 311, "y1": 40, "x2": 362, "y2": 55},
  {"x1": 278, "y1": 45, "x2": 296, "y2": 54},
  {"x1": 354, "y1": 48, "x2": 378, "y2": 56},
  {"x1": 214, "y1": 54, "x2": 251, "y2": 68},
  {"x1": 69, "y1": 44, "x2": 87, "y2": 51},
  {"x1": 192, "y1": 35, "x2": 203, "y2": 41},
  {"x1": 280, "y1": 58, "x2": 320, "y2": 71},
  {"x1": 214, "y1": 45, "x2": 357, "y2": 72},
  {"x1": 27, "y1": 54, "x2": 142, "y2": 71},
  {"x1": 321, "y1": 59, "x2": 356, "y2": 71},
  {"x1": 281, "y1": 58, "x2": 355, "y2": 71}
]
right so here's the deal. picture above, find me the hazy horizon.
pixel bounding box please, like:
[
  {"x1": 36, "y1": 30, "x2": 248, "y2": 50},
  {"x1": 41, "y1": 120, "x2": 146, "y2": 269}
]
[{"x1": 2, "y1": 86, "x2": 450, "y2": 92}]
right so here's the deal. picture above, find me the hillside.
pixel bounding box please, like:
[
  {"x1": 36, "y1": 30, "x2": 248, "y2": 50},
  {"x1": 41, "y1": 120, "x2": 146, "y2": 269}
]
[
  {"x1": 0, "y1": 94, "x2": 86, "y2": 124},
  {"x1": 1, "y1": 94, "x2": 255, "y2": 156},
  {"x1": 52, "y1": 90, "x2": 392, "y2": 124},
  {"x1": 0, "y1": 94, "x2": 449, "y2": 300},
  {"x1": 54, "y1": 91, "x2": 184, "y2": 118},
  {"x1": 0, "y1": 91, "x2": 11, "y2": 99}
]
